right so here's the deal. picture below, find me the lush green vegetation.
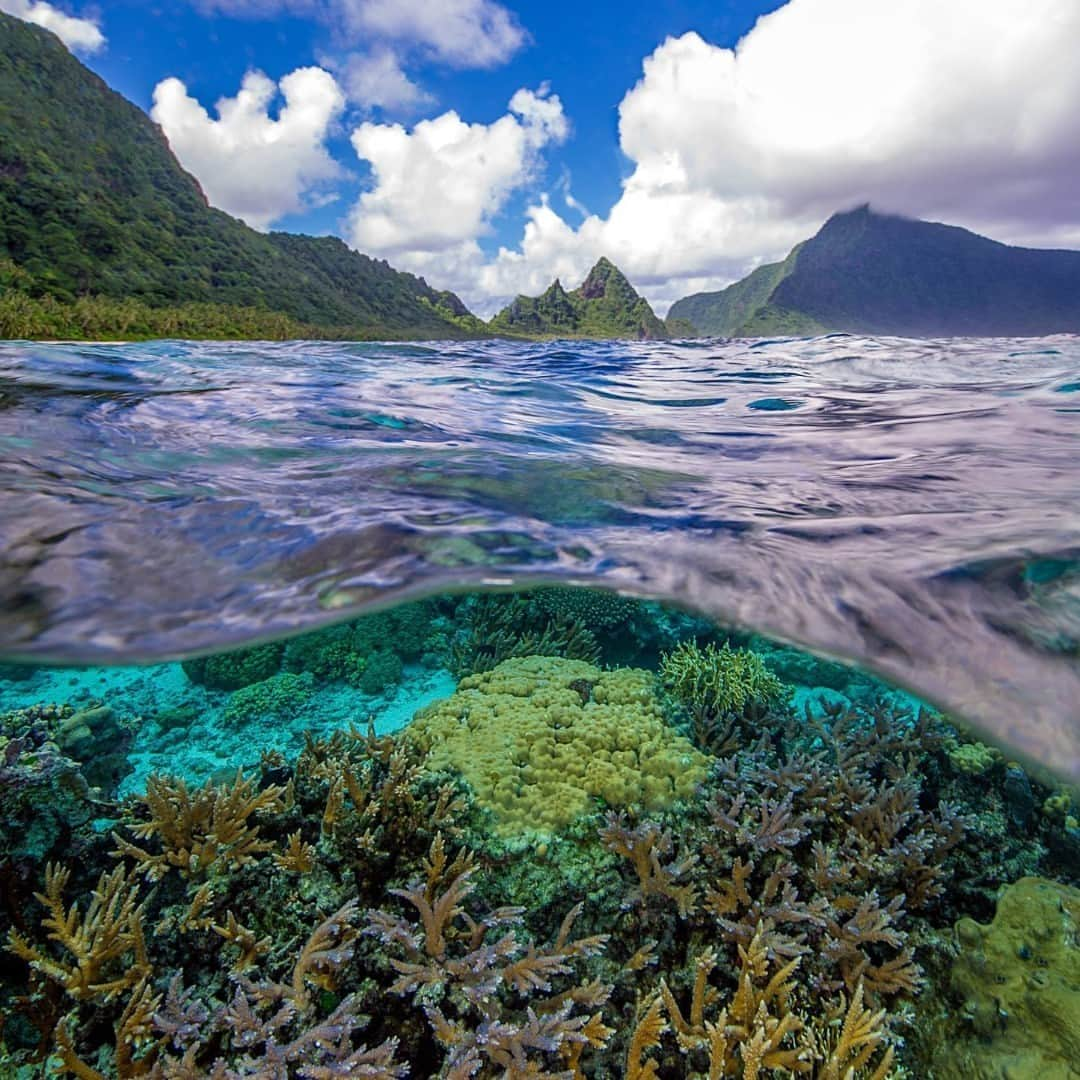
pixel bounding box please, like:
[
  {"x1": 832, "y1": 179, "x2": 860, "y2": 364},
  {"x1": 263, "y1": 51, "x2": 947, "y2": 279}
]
[
  {"x1": 0, "y1": 13, "x2": 485, "y2": 341},
  {"x1": 667, "y1": 244, "x2": 804, "y2": 337},
  {"x1": 489, "y1": 257, "x2": 670, "y2": 340},
  {"x1": 669, "y1": 206, "x2": 1080, "y2": 338}
]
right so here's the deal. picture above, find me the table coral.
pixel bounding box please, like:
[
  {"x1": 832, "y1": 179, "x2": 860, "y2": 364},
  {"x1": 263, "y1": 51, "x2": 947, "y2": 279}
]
[
  {"x1": 942, "y1": 875, "x2": 1080, "y2": 1079},
  {"x1": 406, "y1": 655, "x2": 710, "y2": 836}
]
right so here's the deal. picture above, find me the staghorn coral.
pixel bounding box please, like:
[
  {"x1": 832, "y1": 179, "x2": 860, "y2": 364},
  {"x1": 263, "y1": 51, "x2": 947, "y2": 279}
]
[
  {"x1": 6, "y1": 863, "x2": 156, "y2": 1077},
  {"x1": 599, "y1": 813, "x2": 699, "y2": 917},
  {"x1": 111, "y1": 771, "x2": 286, "y2": 881},
  {"x1": 632, "y1": 924, "x2": 897, "y2": 1078},
  {"x1": 446, "y1": 592, "x2": 601, "y2": 678},
  {"x1": 407, "y1": 655, "x2": 710, "y2": 836},
  {"x1": 8, "y1": 862, "x2": 149, "y2": 1003},
  {"x1": 592, "y1": 695, "x2": 956, "y2": 1027},
  {"x1": 365, "y1": 835, "x2": 613, "y2": 1077},
  {"x1": 294, "y1": 723, "x2": 470, "y2": 895},
  {"x1": 158, "y1": 902, "x2": 403, "y2": 1078}
]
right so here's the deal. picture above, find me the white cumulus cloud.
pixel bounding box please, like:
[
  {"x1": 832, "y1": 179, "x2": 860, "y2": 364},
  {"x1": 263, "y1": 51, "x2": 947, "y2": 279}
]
[
  {"x1": 390, "y1": 0, "x2": 1080, "y2": 315},
  {"x1": 347, "y1": 87, "x2": 568, "y2": 277},
  {"x1": 336, "y1": 47, "x2": 433, "y2": 112},
  {"x1": 340, "y1": 0, "x2": 524, "y2": 68},
  {"x1": 189, "y1": 0, "x2": 525, "y2": 108},
  {"x1": 0, "y1": 0, "x2": 105, "y2": 53},
  {"x1": 151, "y1": 67, "x2": 346, "y2": 231}
]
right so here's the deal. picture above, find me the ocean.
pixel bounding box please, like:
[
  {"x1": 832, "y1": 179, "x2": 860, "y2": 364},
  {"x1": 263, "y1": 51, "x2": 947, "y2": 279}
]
[{"x1": 1, "y1": 334, "x2": 1078, "y2": 1077}]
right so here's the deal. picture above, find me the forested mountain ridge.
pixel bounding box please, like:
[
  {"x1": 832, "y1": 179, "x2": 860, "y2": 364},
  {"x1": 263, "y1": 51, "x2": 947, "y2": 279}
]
[
  {"x1": 669, "y1": 207, "x2": 1080, "y2": 338},
  {"x1": 0, "y1": 13, "x2": 483, "y2": 340},
  {"x1": 489, "y1": 258, "x2": 670, "y2": 340}
]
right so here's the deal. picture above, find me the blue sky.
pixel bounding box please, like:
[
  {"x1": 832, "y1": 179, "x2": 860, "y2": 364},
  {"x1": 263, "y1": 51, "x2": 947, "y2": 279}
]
[
  {"x1": 78, "y1": 1, "x2": 786, "y2": 247},
  {"x1": 5, "y1": 0, "x2": 1080, "y2": 315}
]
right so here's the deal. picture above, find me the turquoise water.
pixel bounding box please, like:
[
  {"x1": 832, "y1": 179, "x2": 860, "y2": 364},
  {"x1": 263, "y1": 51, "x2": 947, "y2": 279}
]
[
  {"x1": 2, "y1": 335, "x2": 1080, "y2": 1077},
  {"x1": 1, "y1": 335, "x2": 1079, "y2": 777}
]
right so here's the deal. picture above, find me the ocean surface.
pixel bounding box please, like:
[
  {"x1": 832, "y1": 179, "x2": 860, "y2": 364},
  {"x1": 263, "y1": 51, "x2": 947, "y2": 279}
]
[{"x1": 1, "y1": 333, "x2": 1079, "y2": 779}]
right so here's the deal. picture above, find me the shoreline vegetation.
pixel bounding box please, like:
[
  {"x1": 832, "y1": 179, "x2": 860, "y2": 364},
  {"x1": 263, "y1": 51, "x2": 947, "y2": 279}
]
[
  {"x1": 0, "y1": 285, "x2": 480, "y2": 344},
  {"x1": 4, "y1": 14, "x2": 1080, "y2": 344}
]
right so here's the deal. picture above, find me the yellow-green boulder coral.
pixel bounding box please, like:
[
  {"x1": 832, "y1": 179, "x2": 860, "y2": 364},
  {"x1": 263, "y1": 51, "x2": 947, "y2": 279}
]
[
  {"x1": 942, "y1": 876, "x2": 1080, "y2": 1079},
  {"x1": 406, "y1": 655, "x2": 709, "y2": 836}
]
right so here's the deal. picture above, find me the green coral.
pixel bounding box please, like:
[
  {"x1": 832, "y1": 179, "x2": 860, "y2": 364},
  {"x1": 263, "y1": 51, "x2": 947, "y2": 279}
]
[
  {"x1": 940, "y1": 876, "x2": 1080, "y2": 1078},
  {"x1": 356, "y1": 649, "x2": 404, "y2": 696},
  {"x1": 223, "y1": 672, "x2": 315, "y2": 726},
  {"x1": 182, "y1": 642, "x2": 284, "y2": 691},
  {"x1": 282, "y1": 625, "x2": 367, "y2": 685},
  {"x1": 280, "y1": 603, "x2": 435, "y2": 690},
  {"x1": 448, "y1": 593, "x2": 600, "y2": 678},
  {"x1": 659, "y1": 640, "x2": 786, "y2": 719},
  {"x1": 532, "y1": 586, "x2": 638, "y2": 630}
]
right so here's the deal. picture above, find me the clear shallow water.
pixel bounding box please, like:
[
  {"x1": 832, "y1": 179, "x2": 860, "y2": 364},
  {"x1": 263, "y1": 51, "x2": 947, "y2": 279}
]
[{"x1": 0, "y1": 334, "x2": 1078, "y2": 778}]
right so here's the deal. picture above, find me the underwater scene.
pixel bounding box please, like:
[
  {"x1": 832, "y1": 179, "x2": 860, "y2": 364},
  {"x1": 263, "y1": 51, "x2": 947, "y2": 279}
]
[{"x1": 1, "y1": 336, "x2": 1079, "y2": 1078}]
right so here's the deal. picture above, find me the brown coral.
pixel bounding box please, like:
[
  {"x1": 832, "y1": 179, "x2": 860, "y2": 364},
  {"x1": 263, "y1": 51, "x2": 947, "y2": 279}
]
[{"x1": 112, "y1": 771, "x2": 286, "y2": 881}]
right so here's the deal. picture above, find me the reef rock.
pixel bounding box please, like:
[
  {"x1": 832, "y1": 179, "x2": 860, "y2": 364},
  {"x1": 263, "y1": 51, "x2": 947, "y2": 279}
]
[{"x1": 944, "y1": 875, "x2": 1080, "y2": 1079}]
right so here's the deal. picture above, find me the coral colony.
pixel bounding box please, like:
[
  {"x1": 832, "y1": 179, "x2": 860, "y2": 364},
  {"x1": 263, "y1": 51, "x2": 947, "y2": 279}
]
[{"x1": 1, "y1": 588, "x2": 1079, "y2": 1076}]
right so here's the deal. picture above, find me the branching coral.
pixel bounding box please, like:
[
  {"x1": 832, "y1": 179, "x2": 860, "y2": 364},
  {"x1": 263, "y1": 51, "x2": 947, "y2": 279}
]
[
  {"x1": 152, "y1": 900, "x2": 406, "y2": 1079},
  {"x1": 630, "y1": 925, "x2": 897, "y2": 1078},
  {"x1": 447, "y1": 592, "x2": 602, "y2": 677},
  {"x1": 365, "y1": 835, "x2": 613, "y2": 1076},
  {"x1": 295, "y1": 724, "x2": 469, "y2": 892},
  {"x1": 7, "y1": 863, "x2": 157, "y2": 1078},
  {"x1": 660, "y1": 640, "x2": 788, "y2": 742},
  {"x1": 599, "y1": 813, "x2": 699, "y2": 917},
  {"x1": 8, "y1": 863, "x2": 150, "y2": 1003},
  {"x1": 111, "y1": 771, "x2": 286, "y2": 881}
]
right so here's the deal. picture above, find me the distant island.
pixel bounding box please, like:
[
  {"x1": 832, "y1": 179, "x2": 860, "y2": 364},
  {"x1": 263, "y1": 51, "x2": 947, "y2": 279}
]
[
  {"x1": 669, "y1": 206, "x2": 1080, "y2": 338},
  {"x1": 4, "y1": 13, "x2": 1080, "y2": 343},
  {"x1": 489, "y1": 258, "x2": 669, "y2": 340}
]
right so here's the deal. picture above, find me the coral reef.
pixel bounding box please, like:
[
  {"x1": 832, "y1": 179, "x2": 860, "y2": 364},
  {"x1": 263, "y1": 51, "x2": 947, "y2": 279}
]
[
  {"x1": 223, "y1": 671, "x2": 315, "y2": 726},
  {"x1": 281, "y1": 603, "x2": 441, "y2": 696},
  {"x1": 934, "y1": 876, "x2": 1080, "y2": 1078},
  {"x1": 4, "y1": 590, "x2": 1080, "y2": 1078},
  {"x1": 660, "y1": 640, "x2": 789, "y2": 753},
  {"x1": 406, "y1": 655, "x2": 710, "y2": 835},
  {"x1": 182, "y1": 642, "x2": 284, "y2": 691},
  {"x1": 628, "y1": 925, "x2": 896, "y2": 1078},
  {"x1": 445, "y1": 592, "x2": 601, "y2": 677},
  {"x1": 365, "y1": 836, "x2": 613, "y2": 1076}
]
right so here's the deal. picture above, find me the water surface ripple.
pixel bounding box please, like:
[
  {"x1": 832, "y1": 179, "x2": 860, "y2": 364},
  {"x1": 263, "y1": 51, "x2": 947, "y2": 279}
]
[{"x1": 1, "y1": 335, "x2": 1079, "y2": 777}]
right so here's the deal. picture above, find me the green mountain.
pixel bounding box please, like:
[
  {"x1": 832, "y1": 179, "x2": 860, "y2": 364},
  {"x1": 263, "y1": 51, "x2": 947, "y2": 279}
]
[
  {"x1": 489, "y1": 258, "x2": 670, "y2": 340},
  {"x1": 0, "y1": 13, "x2": 483, "y2": 340},
  {"x1": 669, "y1": 206, "x2": 1080, "y2": 338}
]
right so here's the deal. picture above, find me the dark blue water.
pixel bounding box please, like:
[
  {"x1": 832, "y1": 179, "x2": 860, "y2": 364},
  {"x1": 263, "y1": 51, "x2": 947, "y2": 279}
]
[{"x1": 1, "y1": 335, "x2": 1078, "y2": 777}]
